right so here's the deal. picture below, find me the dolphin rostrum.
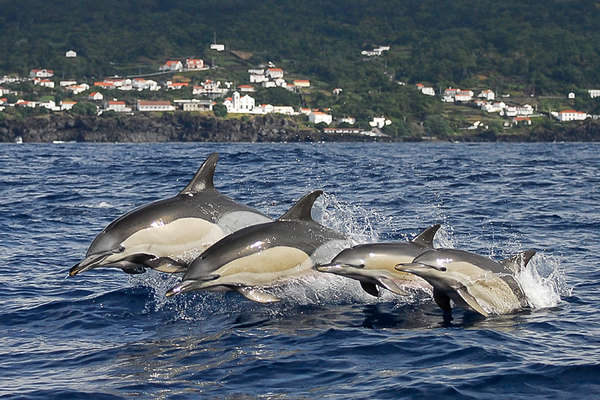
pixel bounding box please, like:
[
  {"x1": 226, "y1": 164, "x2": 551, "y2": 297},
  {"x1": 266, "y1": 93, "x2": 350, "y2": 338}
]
[
  {"x1": 396, "y1": 248, "x2": 536, "y2": 318},
  {"x1": 165, "y1": 190, "x2": 351, "y2": 302},
  {"x1": 70, "y1": 153, "x2": 271, "y2": 276},
  {"x1": 315, "y1": 224, "x2": 440, "y2": 297}
]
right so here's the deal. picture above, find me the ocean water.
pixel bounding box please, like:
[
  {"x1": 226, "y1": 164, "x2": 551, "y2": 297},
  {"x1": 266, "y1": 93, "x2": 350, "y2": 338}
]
[{"x1": 0, "y1": 142, "x2": 598, "y2": 399}]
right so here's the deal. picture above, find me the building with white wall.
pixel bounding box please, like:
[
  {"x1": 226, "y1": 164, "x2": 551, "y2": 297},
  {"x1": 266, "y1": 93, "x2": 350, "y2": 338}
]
[{"x1": 309, "y1": 111, "x2": 332, "y2": 125}]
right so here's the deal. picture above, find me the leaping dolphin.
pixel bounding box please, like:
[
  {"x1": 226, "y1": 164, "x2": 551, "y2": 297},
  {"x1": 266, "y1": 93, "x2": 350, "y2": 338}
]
[
  {"x1": 69, "y1": 153, "x2": 271, "y2": 276},
  {"x1": 396, "y1": 248, "x2": 536, "y2": 318},
  {"x1": 315, "y1": 225, "x2": 440, "y2": 297},
  {"x1": 165, "y1": 190, "x2": 351, "y2": 302}
]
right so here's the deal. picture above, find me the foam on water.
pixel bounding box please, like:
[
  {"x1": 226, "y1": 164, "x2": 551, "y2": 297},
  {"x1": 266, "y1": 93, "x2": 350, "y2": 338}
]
[{"x1": 517, "y1": 253, "x2": 569, "y2": 309}]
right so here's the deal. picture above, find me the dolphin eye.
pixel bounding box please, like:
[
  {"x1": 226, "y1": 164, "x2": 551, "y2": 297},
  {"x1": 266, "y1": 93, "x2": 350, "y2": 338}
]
[{"x1": 440, "y1": 267, "x2": 447, "y2": 272}]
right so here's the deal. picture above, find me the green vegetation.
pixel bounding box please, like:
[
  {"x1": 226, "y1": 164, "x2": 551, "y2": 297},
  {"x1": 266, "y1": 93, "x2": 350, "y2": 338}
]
[
  {"x1": 1, "y1": 0, "x2": 599, "y2": 137},
  {"x1": 212, "y1": 103, "x2": 227, "y2": 118}
]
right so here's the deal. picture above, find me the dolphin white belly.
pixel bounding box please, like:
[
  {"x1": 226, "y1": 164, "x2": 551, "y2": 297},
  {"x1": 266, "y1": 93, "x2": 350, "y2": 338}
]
[
  {"x1": 104, "y1": 217, "x2": 225, "y2": 265},
  {"x1": 200, "y1": 246, "x2": 314, "y2": 288}
]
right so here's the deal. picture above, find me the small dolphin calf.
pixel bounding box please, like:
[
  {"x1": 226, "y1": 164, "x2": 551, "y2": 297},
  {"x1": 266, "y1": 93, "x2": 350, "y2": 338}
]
[
  {"x1": 166, "y1": 190, "x2": 350, "y2": 302},
  {"x1": 70, "y1": 153, "x2": 271, "y2": 276},
  {"x1": 315, "y1": 225, "x2": 440, "y2": 297},
  {"x1": 396, "y1": 248, "x2": 536, "y2": 318}
]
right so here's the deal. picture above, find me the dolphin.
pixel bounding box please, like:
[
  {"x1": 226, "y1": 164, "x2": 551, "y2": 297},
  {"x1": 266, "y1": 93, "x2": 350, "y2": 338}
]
[
  {"x1": 165, "y1": 190, "x2": 351, "y2": 302},
  {"x1": 69, "y1": 153, "x2": 272, "y2": 276},
  {"x1": 315, "y1": 224, "x2": 440, "y2": 297},
  {"x1": 395, "y1": 248, "x2": 536, "y2": 318}
]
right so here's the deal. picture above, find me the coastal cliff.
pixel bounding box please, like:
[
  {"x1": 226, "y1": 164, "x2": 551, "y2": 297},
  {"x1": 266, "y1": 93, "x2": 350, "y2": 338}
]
[
  {"x1": 1, "y1": 113, "x2": 599, "y2": 143},
  {"x1": 0, "y1": 113, "x2": 382, "y2": 143}
]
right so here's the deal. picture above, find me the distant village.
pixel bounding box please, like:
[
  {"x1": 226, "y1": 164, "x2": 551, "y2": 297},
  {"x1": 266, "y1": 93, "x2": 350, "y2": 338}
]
[{"x1": 1, "y1": 43, "x2": 599, "y2": 138}]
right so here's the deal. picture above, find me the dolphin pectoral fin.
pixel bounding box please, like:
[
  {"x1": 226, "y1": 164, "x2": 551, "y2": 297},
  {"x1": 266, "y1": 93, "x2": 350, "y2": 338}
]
[
  {"x1": 455, "y1": 287, "x2": 490, "y2": 317},
  {"x1": 147, "y1": 257, "x2": 188, "y2": 273},
  {"x1": 360, "y1": 281, "x2": 380, "y2": 297},
  {"x1": 433, "y1": 288, "x2": 453, "y2": 319},
  {"x1": 377, "y1": 277, "x2": 409, "y2": 296},
  {"x1": 237, "y1": 287, "x2": 281, "y2": 303},
  {"x1": 121, "y1": 266, "x2": 147, "y2": 274}
]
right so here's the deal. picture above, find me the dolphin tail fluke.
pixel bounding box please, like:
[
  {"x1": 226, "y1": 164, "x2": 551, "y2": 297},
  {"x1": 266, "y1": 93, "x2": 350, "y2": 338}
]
[
  {"x1": 411, "y1": 224, "x2": 441, "y2": 248},
  {"x1": 501, "y1": 249, "x2": 536, "y2": 274},
  {"x1": 237, "y1": 287, "x2": 281, "y2": 303},
  {"x1": 278, "y1": 190, "x2": 323, "y2": 221},
  {"x1": 180, "y1": 152, "x2": 218, "y2": 195}
]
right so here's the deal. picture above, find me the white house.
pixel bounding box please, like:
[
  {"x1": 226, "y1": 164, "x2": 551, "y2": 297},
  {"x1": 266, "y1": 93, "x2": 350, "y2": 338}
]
[
  {"x1": 137, "y1": 100, "x2": 175, "y2": 112},
  {"x1": 210, "y1": 43, "x2": 225, "y2": 51},
  {"x1": 65, "y1": 84, "x2": 88, "y2": 95},
  {"x1": 193, "y1": 80, "x2": 228, "y2": 96},
  {"x1": 478, "y1": 90, "x2": 495, "y2": 100},
  {"x1": 266, "y1": 68, "x2": 284, "y2": 79},
  {"x1": 588, "y1": 89, "x2": 600, "y2": 98},
  {"x1": 309, "y1": 111, "x2": 332, "y2": 125},
  {"x1": 238, "y1": 84, "x2": 255, "y2": 93},
  {"x1": 332, "y1": 88, "x2": 343, "y2": 95},
  {"x1": 65, "y1": 50, "x2": 77, "y2": 58},
  {"x1": 369, "y1": 117, "x2": 392, "y2": 128},
  {"x1": 420, "y1": 86, "x2": 435, "y2": 96},
  {"x1": 39, "y1": 99, "x2": 60, "y2": 111},
  {"x1": 166, "y1": 81, "x2": 189, "y2": 90},
  {"x1": 225, "y1": 91, "x2": 255, "y2": 113},
  {"x1": 272, "y1": 106, "x2": 295, "y2": 115},
  {"x1": 34, "y1": 78, "x2": 55, "y2": 88},
  {"x1": 61, "y1": 100, "x2": 77, "y2": 111},
  {"x1": 88, "y1": 92, "x2": 104, "y2": 101},
  {"x1": 106, "y1": 100, "x2": 132, "y2": 113},
  {"x1": 250, "y1": 74, "x2": 268, "y2": 83},
  {"x1": 60, "y1": 80, "x2": 78, "y2": 87},
  {"x1": 132, "y1": 78, "x2": 159, "y2": 91},
  {"x1": 516, "y1": 104, "x2": 534, "y2": 116},
  {"x1": 339, "y1": 117, "x2": 356, "y2": 125},
  {"x1": 293, "y1": 79, "x2": 310, "y2": 88},
  {"x1": 556, "y1": 109, "x2": 588, "y2": 122},
  {"x1": 30, "y1": 69, "x2": 54, "y2": 78},
  {"x1": 568, "y1": 92, "x2": 575, "y2": 99},
  {"x1": 262, "y1": 81, "x2": 276, "y2": 88},
  {"x1": 502, "y1": 106, "x2": 518, "y2": 117},
  {"x1": 482, "y1": 101, "x2": 506, "y2": 113},
  {"x1": 454, "y1": 90, "x2": 474, "y2": 102},
  {"x1": 248, "y1": 68, "x2": 264, "y2": 75},
  {"x1": 512, "y1": 117, "x2": 532, "y2": 126},
  {"x1": 159, "y1": 60, "x2": 183, "y2": 72},
  {"x1": 175, "y1": 99, "x2": 213, "y2": 112},
  {"x1": 186, "y1": 58, "x2": 205, "y2": 70}
]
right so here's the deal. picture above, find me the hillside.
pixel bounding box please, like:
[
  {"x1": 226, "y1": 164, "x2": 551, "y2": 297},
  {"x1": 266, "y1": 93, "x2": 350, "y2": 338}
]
[{"x1": 1, "y1": 0, "x2": 599, "y2": 92}]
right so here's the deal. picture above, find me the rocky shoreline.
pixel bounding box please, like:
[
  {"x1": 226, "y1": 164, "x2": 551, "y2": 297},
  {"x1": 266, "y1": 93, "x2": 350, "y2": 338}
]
[{"x1": 1, "y1": 113, "x2": 599, "y2": 143}]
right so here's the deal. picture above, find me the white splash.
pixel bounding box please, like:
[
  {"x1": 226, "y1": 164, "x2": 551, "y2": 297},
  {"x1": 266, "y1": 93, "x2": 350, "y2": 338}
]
[
  {"x1": 516, "y1": 252, "x2": 570, "y2": 309},
  {"x1": 313, "y1": 192, "x2": 393, "y2": 245}
]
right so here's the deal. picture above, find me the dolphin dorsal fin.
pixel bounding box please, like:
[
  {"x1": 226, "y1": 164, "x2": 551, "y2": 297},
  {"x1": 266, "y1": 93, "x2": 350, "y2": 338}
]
[
  {"x1": 180, "y1": 153, "x2": 218, "y2": 195},
  {"x1": 501, "y1": 250, "x2": 536, "y2": 274},
  {"x1": 411, "y1": 224, "x2": 441, "y2": 248},
  {"x1": 278, "y1": 190, "x2": 323, "y2": 221}
]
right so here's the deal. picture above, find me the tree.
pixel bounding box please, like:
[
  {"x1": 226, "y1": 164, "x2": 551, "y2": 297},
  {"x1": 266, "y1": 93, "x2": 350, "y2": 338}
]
[
  {"x1": 71, "y1": 102, "x2": 97, "y2": 115},
  {"x1": 424, "y1": 115, "x2": 451, "y2": 137},
  {"x1": 5, "y1": 94, "x2": 18, "y2": 104},
  {"x1": 213, "y1": 103, "x2": 227, "y2": 118}
]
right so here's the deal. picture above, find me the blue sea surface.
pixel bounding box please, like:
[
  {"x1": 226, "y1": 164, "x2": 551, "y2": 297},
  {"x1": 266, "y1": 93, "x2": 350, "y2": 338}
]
[{"x1": 1, "y1": 142, "x2": 598, "y2": 399}]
